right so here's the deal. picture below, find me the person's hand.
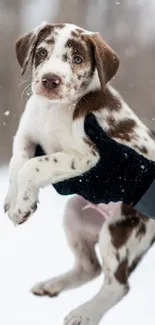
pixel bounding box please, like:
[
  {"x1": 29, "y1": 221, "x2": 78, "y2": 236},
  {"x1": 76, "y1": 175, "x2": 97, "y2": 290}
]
[{"x1": 54, "y1": 114, "x2": 155, "y2": 206}]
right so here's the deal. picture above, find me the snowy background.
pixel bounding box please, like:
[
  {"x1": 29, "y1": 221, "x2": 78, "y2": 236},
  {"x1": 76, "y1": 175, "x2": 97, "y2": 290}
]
[
  {"x1": 1, "y1": 0, "x2": 155, "y2": 324},
  {"x1": 1, "y1": 167, "x2": 155, "y2": 325}
]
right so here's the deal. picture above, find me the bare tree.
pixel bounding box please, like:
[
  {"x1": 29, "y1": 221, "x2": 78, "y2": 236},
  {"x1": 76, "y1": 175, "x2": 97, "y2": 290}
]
[{"x1": 0, "y1": 0, "x2": 22, "y2": 164}]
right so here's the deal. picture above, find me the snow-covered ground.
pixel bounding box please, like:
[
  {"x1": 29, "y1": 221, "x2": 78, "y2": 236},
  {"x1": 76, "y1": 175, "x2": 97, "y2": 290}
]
[{"x1": 1, "y1": 167, "x2": 155, "y2": 325}]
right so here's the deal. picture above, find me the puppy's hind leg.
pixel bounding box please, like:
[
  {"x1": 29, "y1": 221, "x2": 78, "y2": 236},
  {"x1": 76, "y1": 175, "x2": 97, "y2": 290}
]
[
  {"x1": 31, "y1": 195, "x2": 103, "y2": 297},
  {"x1": 65, "y1": 206, "x2": 129, "y2": 325}
]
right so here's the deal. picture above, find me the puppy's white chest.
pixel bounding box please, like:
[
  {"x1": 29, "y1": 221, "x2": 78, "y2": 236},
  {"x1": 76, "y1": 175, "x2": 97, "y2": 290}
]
[{"x1": 37, "y1": 104, "x2": 75, "y2": 154}]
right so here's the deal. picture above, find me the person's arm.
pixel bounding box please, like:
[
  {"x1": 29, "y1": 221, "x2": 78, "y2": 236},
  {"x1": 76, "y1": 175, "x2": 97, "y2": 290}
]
[
  {"x1": 135, "y1": 180, "x2": 155, "y2": 217},
  {"x1": 35, "y1": 114, "x2": 155, "y2": 218}
]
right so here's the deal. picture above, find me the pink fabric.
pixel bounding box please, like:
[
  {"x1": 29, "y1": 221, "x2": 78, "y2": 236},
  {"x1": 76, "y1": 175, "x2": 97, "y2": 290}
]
[{"x1": 83, "y1": 202, "x2": 119, "y2": 220}]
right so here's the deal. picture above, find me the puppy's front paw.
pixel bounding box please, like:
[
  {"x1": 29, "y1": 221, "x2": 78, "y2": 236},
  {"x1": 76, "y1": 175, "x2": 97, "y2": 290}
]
[
  {"x1": 13, "y1": 203, "x2": 37, "y2": 225},
  {"x1": 11, "y1": 190, "x2": 38, "y2": 225},
  {"x1": 31, "y1": 278, "x2": 64, "y2": 297}
]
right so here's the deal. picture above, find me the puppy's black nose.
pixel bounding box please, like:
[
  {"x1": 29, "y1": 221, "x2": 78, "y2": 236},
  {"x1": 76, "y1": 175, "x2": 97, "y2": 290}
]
[{"x1": 42, "y1": 74, "x2": 61, "y2": 90}]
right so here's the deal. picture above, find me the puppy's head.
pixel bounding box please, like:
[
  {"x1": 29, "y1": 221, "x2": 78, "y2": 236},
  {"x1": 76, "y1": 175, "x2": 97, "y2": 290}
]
[{"x1": 16, "y1": 22, "x2": 119, "y2": 103}]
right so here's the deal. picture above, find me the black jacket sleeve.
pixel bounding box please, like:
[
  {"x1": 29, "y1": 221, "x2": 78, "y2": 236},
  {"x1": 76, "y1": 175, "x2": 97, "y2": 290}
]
[{"x1": 35, "y1": 113, "x2": 155, "y2": 218}]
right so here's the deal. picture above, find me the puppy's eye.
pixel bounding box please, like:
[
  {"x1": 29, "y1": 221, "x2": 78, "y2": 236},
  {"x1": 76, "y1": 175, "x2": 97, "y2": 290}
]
[
  {"x1": 38, "y1": 48, "x2": 48, "y2": 58},
  {"x1": 72, "y1": 55, "x2": 83, "y2": 64}
]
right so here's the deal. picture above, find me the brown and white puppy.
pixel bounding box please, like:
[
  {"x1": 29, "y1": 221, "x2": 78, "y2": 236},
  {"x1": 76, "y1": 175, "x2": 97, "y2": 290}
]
[{"x1": 4, "y1": 22, "x2": 155, "y2": 325}]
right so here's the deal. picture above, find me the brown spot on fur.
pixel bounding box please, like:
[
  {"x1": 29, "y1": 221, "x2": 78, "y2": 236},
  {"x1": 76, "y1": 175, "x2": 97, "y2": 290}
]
[
  {"x1": 33, "y1": 26, "x2": 54, "y2": 68},
  {"x1": 71, "y1": 29, "x2": 84, "y2": 38},
  {"x1": 16, "y1": 30, "x2": 41, "y2": 73},
  {"x1": 62, "y1": 53, "x2": 68, "y2": 61},
  {"x1": 65, "y1": 38, "x2": 87, "y2": 55},
  {"x1": 109, "y1": 215, "x2": 140, "y2": 249},
  {"x1": 36, "y1": 24, "x2": 64, "y2": 48},
  {"x1": 116, "y1": 252, "x2": 120, "y2": 262},
  {"x1": 83, "y1": 137, "x2": 97, "y2": 156},
  {"x1": 122, "y1": 203, "x2": 147, "y2": 220},
  {"x1": 91, "y1": 149, "x2": 97, "y2": 156},
  {"x1": 65, "y1": 37, "x2": 95, "y2": 80},
  {"x1": 45, "y1": 157, "x2": 49, "y2": 161},
  {"x1": 45, "y1": 38, "x2": 55, "y2": 45},
  {"x1": 108, "y1": 118, "x2": 136, "y2": 142},
  {"x1": 71, "y1": 160, "x2": 76, "y2": 169},
  {"x1": 115, "y1": 259, "x2": 128, "y2": 284},
  {"x1": 35, "y1": 168, "x2": 40, "y2": 172},
  {"x1": 105, "y1": 88, "x2": 122, "y2": 111},
  {"x1": 133, "y1": 145, "x2": 148, "y2": 155},
  {"x1": 53, "y1": 157, "x2": 58, "y2": 163},
  {"x1": 107, "y1": 116, "x2": 115, "y2": 126},
  {"x1": 32, "y1": 24, "x2": 64, "y2": 69},
  {"x1": 121, "y1": 203, "x2": 134, "y2": 216},
  {"x1": 73, "y1": 88, "x2": 121, "y2": 120}
]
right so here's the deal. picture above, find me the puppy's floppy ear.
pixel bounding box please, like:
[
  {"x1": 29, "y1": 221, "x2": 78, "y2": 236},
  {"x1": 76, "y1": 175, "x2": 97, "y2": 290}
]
[
  {"x1": 87, "y1": 33, "x2": 119, "y2": 91},
  {"x1": 16, "y1": 31, "x2": 36, "y2": 75},
  {"x1": 15, "y1": 21, "x2": 48, "y2": 75}
]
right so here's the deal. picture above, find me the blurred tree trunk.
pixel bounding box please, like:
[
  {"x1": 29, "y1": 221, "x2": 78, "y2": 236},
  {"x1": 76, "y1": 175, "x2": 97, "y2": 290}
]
[
  {"x1": 0, "y1": 0, "x2": 21, "y2": 165},
  {"x1": 56, "y1": 0, "x2": 90, "y2": 28}
]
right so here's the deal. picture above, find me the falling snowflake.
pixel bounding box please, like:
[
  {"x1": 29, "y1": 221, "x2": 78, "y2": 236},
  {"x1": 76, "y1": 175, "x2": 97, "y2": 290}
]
[
  {"x1": 4, "y1": 111, "x2": 10, "y2": 116},
  {"x1": 116, "y1": 1, "x2": 120, "y2": 4},
  {"x1": 141, "y1": 165, "x2": 145, "y2": 169}
]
